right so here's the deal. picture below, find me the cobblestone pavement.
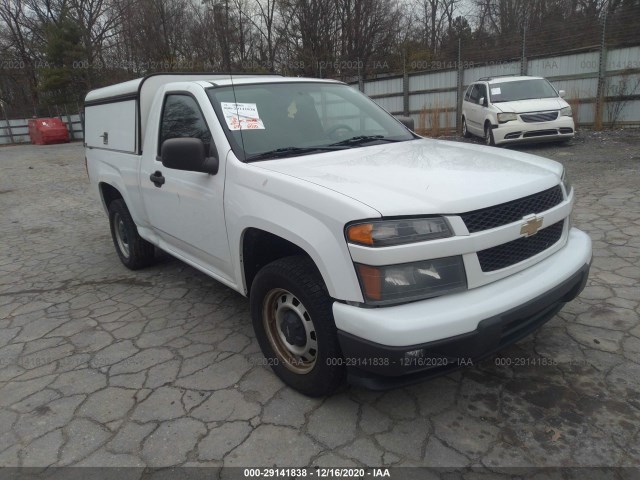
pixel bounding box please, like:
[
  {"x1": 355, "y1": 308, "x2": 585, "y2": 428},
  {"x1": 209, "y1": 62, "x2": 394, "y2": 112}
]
[{"x1": 0, "y1": 130, "x2": 639, "y2": 470}]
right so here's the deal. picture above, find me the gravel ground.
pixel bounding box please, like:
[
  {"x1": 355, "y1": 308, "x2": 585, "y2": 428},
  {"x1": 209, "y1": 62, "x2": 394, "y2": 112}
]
[{"x1": 0, "y1": 129, "x2": 639, "y2": 472}]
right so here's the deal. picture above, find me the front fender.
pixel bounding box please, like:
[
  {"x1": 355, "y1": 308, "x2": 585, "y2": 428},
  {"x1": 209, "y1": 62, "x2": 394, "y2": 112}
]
[{"x1": 225, "y1": 160, "x2": 380, "y2": 302}]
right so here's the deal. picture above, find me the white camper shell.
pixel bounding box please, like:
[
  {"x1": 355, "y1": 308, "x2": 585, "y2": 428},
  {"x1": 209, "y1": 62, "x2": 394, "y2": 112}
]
[{"x1": 84, "y1": 73, "x2": 280, "y2": 154}]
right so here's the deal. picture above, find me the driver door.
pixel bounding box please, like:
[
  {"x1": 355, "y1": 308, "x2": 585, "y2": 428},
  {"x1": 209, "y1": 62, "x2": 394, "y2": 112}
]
[{"x1": 140, "y1": 92, "x2": 233, "y2": 281}]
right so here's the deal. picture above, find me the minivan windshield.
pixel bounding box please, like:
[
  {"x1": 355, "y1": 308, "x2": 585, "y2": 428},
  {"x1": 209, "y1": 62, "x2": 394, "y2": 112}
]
[
  {"x1": 207, "y1": 82, "x2": 415, "y2": 161},
  {"x1": 489, "y1": 79, "x2": 559, "y2": 103}
]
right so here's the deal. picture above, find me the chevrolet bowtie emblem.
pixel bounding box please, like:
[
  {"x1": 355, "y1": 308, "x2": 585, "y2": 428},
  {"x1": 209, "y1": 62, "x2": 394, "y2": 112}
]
[{"x1": 520, "y1": 215, "x2": 544, "y2": 237}]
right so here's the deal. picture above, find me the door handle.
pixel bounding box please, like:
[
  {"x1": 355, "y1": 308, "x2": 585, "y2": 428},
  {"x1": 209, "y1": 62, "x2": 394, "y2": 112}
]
[{"x1": 150, "y1": 171, "x2": 165, "y2": 188}]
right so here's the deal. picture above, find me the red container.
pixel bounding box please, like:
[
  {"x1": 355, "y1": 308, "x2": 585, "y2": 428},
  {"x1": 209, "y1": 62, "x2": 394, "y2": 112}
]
[{"x1": 28, "y1": 117, "x2": 70, "y2": 145}]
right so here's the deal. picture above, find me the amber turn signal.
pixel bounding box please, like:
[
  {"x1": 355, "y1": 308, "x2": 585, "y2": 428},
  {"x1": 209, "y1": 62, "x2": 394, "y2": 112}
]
[{"x1": 347, "y1": 223, "x2": 374, "y2": 245}]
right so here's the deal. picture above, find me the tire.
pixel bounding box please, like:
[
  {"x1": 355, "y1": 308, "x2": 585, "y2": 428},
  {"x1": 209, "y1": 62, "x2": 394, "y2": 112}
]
[
  {"x1": 484, "y1": 122, "x2": 496, "y2": 146},
  {"x1": 461, "y1": 117, "x2": 471, "y2": 138},
  {"x1": 108, "y1": 199, "x2": 155, "y2": 270},
  {"x1": 250, "y1": 255, "x2": 346, "y2": 397}
]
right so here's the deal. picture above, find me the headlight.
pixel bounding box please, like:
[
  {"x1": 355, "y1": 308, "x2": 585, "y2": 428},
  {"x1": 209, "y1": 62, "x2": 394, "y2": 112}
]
[
  {"x1": 497, "y1": 112, "x2": 517, "y2": 123},
  {"x1": 561, "y1": 169, "x2": 572, "y2": 196},
  {"x1": 355, "y1": 257, "x2": 467, "y2": 305},
  {"x1": 560, "y1": 106, "x2": 572, "y2": 117},
  {"x1": 347, "y1": 217, "x2": 452, "y2": 247}
]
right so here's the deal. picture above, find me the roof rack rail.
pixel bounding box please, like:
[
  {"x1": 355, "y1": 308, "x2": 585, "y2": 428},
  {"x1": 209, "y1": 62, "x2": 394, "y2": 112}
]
[{"x1": 477, "y1": 74, "x2": 520, "y2": 81}]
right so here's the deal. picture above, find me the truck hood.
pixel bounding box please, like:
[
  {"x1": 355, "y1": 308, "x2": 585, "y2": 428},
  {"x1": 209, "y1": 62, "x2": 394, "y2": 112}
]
[
  {"x1": 493, "y1": 97, "x2": 566, "y2": 113},
  {"x1": 253, "y1": 138, "x2": 563, "y2": 216}
]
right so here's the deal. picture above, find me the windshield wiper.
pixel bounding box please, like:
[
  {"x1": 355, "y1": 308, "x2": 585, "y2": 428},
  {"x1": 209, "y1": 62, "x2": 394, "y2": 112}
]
[
  {"x1": 246, "y1": 146, "x2": 346, "y2": 162},
  {"x1": 246, "y1": 136, "x2": 404, "y2": 161},
  {"x1": 328, "y1": 135, "x2": 403, "y2": 147}
]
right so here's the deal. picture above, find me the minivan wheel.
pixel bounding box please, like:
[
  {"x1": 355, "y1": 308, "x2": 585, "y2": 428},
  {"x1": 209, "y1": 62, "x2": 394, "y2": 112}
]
[
  {"x1": 250, "y1": 255, "x2": 346, "y2": 397},
  {"x1": 484, "y1": 123, "x2": 496, "y2": 146},
  {"x1": 462, "y1": 117, "x2": 471, "y2": 138},
  {"x1": 108, "y1": 199, "x2": 155, "y2": 270}
]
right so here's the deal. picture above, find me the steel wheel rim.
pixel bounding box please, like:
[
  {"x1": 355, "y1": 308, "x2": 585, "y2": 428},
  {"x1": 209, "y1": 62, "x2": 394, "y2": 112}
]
[
  {"x1": 485, "y1": 127, "x2": 491, "y2": 145},
  {"x1": 263, "y1": 288, "x2": 317, "y2": 374},
  {"x1": 114, "y1": 213, "x2": 130, "y2": 258},
  {"x1": 462, "y1": 119, "x2": 467, "y2": 136}
]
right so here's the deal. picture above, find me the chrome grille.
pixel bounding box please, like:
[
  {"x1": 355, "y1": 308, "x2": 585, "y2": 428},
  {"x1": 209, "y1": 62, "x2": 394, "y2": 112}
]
[
  {"x1": 460, "y1": 185, "x2": 564, "y2": 233},
  {"x1": 520, "y1": 111, "x2": 559, "y2": 123}
]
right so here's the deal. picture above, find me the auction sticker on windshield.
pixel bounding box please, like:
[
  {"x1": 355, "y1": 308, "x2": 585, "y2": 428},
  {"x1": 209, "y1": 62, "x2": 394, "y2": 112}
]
[{"x1": 221, "y1": 102, "x2": 266, "y2": 130}]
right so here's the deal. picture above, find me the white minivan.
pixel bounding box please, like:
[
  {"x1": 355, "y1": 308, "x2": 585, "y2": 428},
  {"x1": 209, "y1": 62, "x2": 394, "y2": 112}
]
[{"x1": 461, "y1": 75, "x2": 575, "y2": 146}]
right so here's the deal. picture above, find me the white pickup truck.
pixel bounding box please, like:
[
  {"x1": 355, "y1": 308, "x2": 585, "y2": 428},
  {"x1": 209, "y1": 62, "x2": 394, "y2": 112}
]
[{"x1": 85, "y1": 73, "x2": 592, "y2": 396}]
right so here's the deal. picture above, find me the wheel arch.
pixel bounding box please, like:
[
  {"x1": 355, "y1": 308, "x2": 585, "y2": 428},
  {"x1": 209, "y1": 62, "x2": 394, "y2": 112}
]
[
  {"x1": 485, "y1": 117, "x2": 499, "y2": 129},
  {"x1": 99, "y1": 182, "x2": 123, "y2": 212},
  {"x1": 241, "y1": 228, "x2": 316, "y2": 296}
]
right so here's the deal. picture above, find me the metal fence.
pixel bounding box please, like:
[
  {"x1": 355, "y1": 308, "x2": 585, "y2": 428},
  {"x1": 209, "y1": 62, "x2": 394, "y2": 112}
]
[
  {"x1": 354, "y1": 45, "x2": 640, "y2": 133},
  {"x1": 1, "y1": 45, "x2": 639, "y2": 144}
]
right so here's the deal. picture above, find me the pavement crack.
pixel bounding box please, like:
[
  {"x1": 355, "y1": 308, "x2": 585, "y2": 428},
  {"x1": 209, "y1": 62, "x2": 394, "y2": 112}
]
[{"x1": 0, "y1": 278, "x2": 154, "y2": 297}]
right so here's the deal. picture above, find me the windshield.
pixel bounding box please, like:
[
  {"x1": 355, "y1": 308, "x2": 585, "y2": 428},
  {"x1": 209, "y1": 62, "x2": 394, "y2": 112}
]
[
  {"x1": 207, "y1": 82, "x2": 415, "y2": 161},
  {"x1": 489, "y1": 79, "x2": 559, "y2": 103}
]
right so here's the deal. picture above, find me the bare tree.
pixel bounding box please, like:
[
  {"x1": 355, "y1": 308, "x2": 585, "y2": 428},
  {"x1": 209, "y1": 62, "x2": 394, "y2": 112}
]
[
  {"x1": 240, "y1": 0, "x2": 295, "y2": 70},
  {"x1": 0, "y1": 0, "x2": 40, "y2": 107},
  {"x1": 280, "y1": 0, "x2": 338, "y2": 76},
  {"x1": 233, "y1": 0, "x2": 251, "y2": 65},
  {"x1": 336, "y1": 0, "x2": 402, "y2": 78},
  {"x1": 119, "y1": 0, "x2": 194, "y2": 72},
  {"x1": 0, "y1": 0, "x2": 631, "y2": 114},
  {"x1": 416, "y1": 0, "x2": 459, "y2": 55}
]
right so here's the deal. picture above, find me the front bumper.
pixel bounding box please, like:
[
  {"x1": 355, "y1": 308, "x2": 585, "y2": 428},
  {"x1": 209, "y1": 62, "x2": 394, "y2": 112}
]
[
  {"x1": 493, "y1": 116, "x2": 575, "y2": 145},
  {"x1": 333, "y1": 228, "x2": 592, "y2": 389}
]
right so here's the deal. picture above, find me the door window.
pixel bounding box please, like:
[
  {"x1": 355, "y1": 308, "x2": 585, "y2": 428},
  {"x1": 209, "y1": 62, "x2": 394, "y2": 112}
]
[
  {"x1": 464, "y1": 85, "x2": 473, "y2": 101},
  {"x1": 159, "y1": 94, "x2": 212, "y2": 155},
  {"x1": 469, "y1": 85, "x2": 480, "y2": 104},
  {"x1": 477, "y1": 84, "x2": 488, "y2": 105}
]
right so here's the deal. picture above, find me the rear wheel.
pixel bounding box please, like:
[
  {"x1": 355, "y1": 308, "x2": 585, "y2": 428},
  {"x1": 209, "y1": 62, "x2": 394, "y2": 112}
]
[
  {"x1": 484, "y1": 122, "x2": 496, "y2": 146},
  {"x1": 250, "y1": 256, "x2": 346, "y2": 397},
  {"x1": 108, "y1": 199, "x2": 155, "y2": 270}
]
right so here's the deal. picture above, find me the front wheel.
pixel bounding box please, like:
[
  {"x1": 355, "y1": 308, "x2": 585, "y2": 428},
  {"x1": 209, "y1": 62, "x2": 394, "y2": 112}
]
[
  {"x1": 108, "y1": 199, "x2": 155, "y2": 270},
  {"x1": 485, "y1": 123, "x2": 496, "y2": 146},
  {"x1": 250, "y1": 256, "x2": 346, "y2": 397},
  {"x1": 461, "y1": 117, "x2": 471, "y2": 138}
]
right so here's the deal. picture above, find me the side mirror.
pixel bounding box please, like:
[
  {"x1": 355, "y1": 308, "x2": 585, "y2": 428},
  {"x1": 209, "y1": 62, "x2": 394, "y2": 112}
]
[
  {"x1": 479, "y1": 97, "x2": 486, "y2": 107},
  {"x1": 160, "y1": 138, "x2": 219, "y2": 175},
  {"x1": 395, "y1": 116, "x2": 415, "y2": 130},
  {"x1": 559, "y1": 89, "x2": 566, "y2": 98}
]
